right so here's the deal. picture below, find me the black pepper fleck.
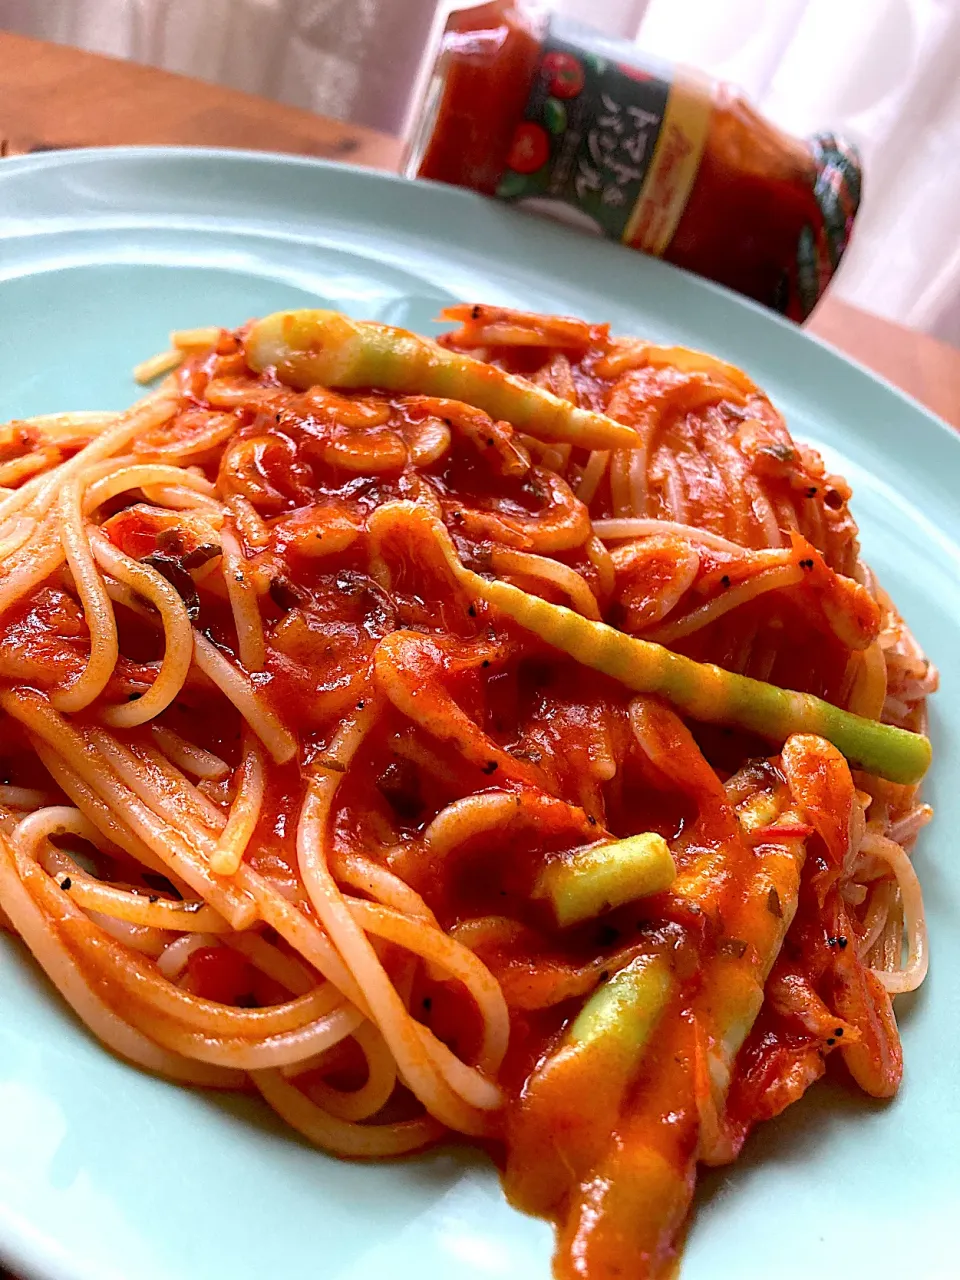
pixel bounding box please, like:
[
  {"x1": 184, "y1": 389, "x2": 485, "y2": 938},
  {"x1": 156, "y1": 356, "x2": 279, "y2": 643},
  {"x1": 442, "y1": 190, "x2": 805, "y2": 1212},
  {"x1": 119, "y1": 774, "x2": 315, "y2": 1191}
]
[
  {"x1": 316, "y1": 756, "x2": 347, "y2": 773},
  {"x1": 806, "y1": 486, "x2": 818, "y2": 498},
  {"x1": 598, "y1": 970, "x2": 609, "y2": 982},
  {"x1": 826, "y1": 1037, "x2": 836, "y2": 1047},
  {"x1": 269, "y1": 577, "x2": 306, "y2": 611},
  {"x1": 481, "y1": 659, "x2": 491, "y2": 668},
  {"x1": 182, "y1": 544, "x2": 220, "y2": 570},
  {"x1": 148, "y1": 894, "x2": 159, "y2": 904},
  {"x1": 467, "y1": 604, "x2": 477, "y2": 618},
  {"x1": 60, "y1": 877, "x2": 72, "y2": 891},
  {"x1": 356, "y1": 699, "x2": 366, "y2": 710},
  {"x1": 764, "y1": 442, "x2": 796, "y2": 463},
  {"x1": 721, "y1": 937, "x2": 748, "y2": 959},
  {"x1": 481, "y1": 760, "x2": 499, "y2": 775},
  {"x1": 587, "y1": 814, "x2": 597, "y2": 826},
  {"x1": 720, "y1": 574, "x2": 731, "y2": 590},
  {"x1": 471, "y1": 304, "x2": 482, "y2": 320},
  {"x1": 157, "y1": 528, "x2": 183, "y2": 555},
  {"x1": 422, "y1": 996, "x2": 432, "y2": 1012},
  {"x1": 834, "y1": 1027, "x2": 844, "y2": 1037}
]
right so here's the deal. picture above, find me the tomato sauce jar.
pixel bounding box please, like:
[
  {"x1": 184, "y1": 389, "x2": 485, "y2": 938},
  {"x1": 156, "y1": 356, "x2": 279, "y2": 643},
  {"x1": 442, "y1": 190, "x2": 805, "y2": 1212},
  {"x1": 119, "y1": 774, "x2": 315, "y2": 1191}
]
[{"x1": 404, "y1": 0, "x2": 862, "y2": 320}]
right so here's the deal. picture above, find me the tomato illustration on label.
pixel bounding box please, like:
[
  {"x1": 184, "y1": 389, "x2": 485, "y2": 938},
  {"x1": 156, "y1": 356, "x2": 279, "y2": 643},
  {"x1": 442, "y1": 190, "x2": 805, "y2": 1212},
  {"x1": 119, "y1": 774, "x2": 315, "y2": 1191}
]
[
  {"x1": 617, "y1": 62, "x2": 654, "y2": 84},
  {"x1": 507, "y1": 122, "x2": 550, "y2": 174},
  {"x1": 542, "y1": 50, "x2": 584, "y2": 99}
]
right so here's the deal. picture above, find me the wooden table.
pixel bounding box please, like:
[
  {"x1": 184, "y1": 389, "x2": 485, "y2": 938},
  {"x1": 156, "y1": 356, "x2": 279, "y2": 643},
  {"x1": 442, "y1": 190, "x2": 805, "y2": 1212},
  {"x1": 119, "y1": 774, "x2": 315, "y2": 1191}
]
[{"x1": 3, "y1": 29, "x2": 957, "y2": 427}]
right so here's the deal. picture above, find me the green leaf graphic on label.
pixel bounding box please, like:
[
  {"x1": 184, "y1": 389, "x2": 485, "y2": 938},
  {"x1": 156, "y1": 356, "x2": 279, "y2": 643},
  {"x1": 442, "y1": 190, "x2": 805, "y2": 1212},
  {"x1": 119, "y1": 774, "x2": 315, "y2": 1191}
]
[
  {"x1": 496, "y1": 171, "x2": 529, "y2": 200},
  {"x1": 543, "y1": 97, "x2": 568, "y2": 136},
  {"x1": 586, "y1": 54, "x2": 607, "y2": 76}
]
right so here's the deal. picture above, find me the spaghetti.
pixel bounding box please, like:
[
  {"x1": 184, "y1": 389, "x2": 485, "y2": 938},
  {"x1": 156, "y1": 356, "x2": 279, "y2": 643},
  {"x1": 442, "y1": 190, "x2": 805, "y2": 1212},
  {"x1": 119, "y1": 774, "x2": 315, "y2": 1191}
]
[{"x1": 0, "y1": 306, "x2": 934, "y2": 1279}]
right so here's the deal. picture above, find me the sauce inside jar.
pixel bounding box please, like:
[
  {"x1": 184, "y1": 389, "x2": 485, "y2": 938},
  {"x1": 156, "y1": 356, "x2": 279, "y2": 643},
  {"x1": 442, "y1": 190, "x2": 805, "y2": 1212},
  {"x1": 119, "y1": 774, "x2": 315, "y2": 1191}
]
[{"x1": 407, "y1": 0, "x2": 860, "y2": 319}]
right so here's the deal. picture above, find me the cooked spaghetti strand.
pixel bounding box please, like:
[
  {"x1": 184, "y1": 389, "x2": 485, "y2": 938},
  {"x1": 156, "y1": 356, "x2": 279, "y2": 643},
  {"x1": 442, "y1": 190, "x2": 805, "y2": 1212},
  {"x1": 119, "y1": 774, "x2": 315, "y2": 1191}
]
[{"x1": 0, "y1": 305, "x2": 933, "y2": 1280}]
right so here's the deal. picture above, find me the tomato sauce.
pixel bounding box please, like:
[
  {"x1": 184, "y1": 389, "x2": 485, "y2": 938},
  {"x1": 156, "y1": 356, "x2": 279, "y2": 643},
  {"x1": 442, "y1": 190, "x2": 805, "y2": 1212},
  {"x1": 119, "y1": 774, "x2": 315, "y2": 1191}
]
[{"x1": 0, "y1": 307, "x2": 915, "y2": 1280}]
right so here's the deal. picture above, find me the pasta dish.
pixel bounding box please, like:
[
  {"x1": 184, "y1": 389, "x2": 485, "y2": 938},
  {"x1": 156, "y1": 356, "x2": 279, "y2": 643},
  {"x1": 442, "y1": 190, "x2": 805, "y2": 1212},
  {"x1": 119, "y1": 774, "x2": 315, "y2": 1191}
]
[{"x1": 0, "y1": 305, "x2": 933, "y2": 1279}]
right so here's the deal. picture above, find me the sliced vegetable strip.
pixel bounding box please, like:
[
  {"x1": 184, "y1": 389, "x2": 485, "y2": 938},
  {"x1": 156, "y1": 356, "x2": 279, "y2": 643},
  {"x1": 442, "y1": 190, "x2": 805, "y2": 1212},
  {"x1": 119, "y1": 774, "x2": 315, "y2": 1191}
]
[
  {"x1": 244, "y1": 310, "x2": 639, "y2": 450},
  {"x1": 567, "y1": 952, "x2": 675, "y2": 1057},
  {"x1": 505, "y1": 952, "x2": 676, "y2": 1218},
  {"x1": 373, "y1": 502, "x2": 932, "y2": 786},
  {"x1": 535, "y1": 832, "x2": 677, "y2": 927}
]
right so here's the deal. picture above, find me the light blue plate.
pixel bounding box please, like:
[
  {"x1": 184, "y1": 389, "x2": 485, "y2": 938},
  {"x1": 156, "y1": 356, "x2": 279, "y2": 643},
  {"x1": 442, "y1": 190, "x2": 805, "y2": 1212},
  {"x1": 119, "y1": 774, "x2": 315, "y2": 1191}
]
[{"x1": 0, "y1": 148, "x2": 956, "y2": 1280}]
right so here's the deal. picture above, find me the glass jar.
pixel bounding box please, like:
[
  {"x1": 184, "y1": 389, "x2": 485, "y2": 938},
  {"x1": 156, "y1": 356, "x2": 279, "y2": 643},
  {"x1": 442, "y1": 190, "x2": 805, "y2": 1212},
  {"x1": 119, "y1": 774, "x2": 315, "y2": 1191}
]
[{"x1": 404, "y1": 1, "x2": 861, "y2": 319}]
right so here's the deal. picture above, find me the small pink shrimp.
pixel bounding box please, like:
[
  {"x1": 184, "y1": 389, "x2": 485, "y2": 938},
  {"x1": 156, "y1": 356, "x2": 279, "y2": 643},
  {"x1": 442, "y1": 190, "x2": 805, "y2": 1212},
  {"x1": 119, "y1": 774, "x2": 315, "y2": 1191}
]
[
  {"x1": 453, "y1": 469, "x2": 592, "y2": 554},
  {"x1": 787, "y1": 532, "x2": 881, "y2": 651},
  {"x1": 373, "y1": 630, "x2": 545, "y2": 789},
  {"x1": 401, "y1": 396, "x2": 531, "y2": 477},
  {"x1": 439, "y1": 304, "x2": 602, "y2": 351},
  {"x1": 610, "y1": 537, "x2": 700, "y2": 630}
]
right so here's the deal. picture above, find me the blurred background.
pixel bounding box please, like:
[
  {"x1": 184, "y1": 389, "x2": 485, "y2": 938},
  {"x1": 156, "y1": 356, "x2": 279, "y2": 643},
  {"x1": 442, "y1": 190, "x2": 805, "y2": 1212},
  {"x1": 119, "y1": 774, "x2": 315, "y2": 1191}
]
[{"x1": 2, "y1": 0, "x2": 958, "y2": 346}]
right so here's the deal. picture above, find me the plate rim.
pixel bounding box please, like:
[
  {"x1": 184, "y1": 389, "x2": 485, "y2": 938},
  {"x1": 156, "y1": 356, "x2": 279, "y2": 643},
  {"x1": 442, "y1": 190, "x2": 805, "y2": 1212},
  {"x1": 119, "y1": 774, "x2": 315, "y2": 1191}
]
[
  {"x1": 0, "y1": 142, "x2": 956, "y2": 1280},
  {"x1": 0, "y1": 143, "x2": 955, "y2": 447}
]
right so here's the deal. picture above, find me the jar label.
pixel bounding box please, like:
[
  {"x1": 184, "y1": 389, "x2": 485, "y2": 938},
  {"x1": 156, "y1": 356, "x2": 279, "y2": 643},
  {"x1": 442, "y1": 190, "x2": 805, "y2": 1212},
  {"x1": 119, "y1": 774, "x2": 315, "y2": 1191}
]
[{"x1": 495, "y1": 18, "x2": 711, "y2": 257}]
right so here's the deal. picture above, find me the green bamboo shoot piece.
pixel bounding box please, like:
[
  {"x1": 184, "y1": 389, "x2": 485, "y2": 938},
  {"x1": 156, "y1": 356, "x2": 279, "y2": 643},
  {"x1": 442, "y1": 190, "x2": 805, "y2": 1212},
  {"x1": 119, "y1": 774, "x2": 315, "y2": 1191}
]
[
  {"x1": 568, "y1": 954, "x2": 674, "y2": 1061},
  {"x1": 471, "y1": 576, "x2": 931, "y2": 785},
  {"x1": 536, "y1": 832, "x2": 677, "y2": 927},
  {"x1": 367, "y1": 502, "x2": 932, "y2": 787},
  {"x1": 245, "y1": 309, "x2": 639, "y2": 450}
]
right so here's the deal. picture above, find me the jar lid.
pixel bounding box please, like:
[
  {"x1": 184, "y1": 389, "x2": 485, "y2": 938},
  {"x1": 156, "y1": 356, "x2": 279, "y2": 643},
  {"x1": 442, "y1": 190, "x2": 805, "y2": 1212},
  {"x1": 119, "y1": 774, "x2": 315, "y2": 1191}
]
[{"x1": 794, "y1": 131, "x2": 863, "y2": 319}]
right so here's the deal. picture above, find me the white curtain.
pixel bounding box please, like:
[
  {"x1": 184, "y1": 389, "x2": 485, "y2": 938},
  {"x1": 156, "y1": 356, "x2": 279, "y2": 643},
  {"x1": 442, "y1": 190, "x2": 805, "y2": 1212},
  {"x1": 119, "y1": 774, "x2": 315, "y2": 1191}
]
[
  {"x1": 0, "y1": 0, "x2": 439, "y2": 135},
  {"x1": 3, "y1": 0, "x2": 958, "y2": 343}
]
